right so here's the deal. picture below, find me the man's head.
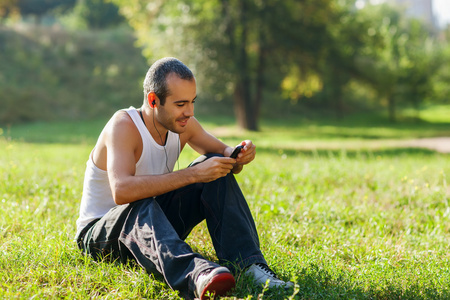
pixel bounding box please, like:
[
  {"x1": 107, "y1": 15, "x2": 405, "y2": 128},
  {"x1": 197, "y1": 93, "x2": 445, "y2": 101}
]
[{"x1": 143, "y1": 57, "x2": 195, "y2": 106}]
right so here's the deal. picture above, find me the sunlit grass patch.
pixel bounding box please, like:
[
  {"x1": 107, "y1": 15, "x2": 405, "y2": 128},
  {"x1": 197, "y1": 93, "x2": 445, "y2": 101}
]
[{"x1": 1, "y1": 115, "x2": 449, "y2": 299}]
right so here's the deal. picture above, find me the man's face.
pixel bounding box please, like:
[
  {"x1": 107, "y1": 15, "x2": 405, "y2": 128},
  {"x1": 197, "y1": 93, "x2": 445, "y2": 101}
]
[{"x1": 156, "y1": 73, "x2": 196, "y2": 134}]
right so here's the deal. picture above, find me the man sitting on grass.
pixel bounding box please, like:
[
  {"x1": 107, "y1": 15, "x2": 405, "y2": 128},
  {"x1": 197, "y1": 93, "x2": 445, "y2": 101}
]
[{"x1": 75, "y1": 57, "x2": 293, "y2": 299}]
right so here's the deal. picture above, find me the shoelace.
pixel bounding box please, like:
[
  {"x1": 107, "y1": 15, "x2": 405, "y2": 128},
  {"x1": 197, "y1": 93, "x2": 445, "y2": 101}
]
[
  {"x1": 255, "y1": 263, "x2": 280, "y2": 279},
  {"x1": 198, "y1": 267, "x2": 216, "y2": 278}
]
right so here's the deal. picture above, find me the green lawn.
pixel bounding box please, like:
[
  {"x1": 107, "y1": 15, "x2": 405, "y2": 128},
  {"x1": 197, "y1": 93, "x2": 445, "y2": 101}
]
[{"x1": 0, "y1": 111, "x2": 449, "y2": 299}]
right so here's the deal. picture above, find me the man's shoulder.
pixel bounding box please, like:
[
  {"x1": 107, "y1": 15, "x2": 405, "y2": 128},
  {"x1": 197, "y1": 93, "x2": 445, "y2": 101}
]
[
  {"x1": 182, "y1": 117, "x2": 202, "y2": 140},
  {"x1": 186, "y1": 117, "x2": 203, "y2": 133},
  {"x1": 109, "y1": 110, "x2": 135, "y2": 128},
  {"x1": 105, "y1": 110, "x2": 139, "y2": 141}
]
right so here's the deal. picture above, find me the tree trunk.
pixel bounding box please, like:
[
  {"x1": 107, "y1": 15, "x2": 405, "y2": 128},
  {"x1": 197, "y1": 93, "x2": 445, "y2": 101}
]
[
  {"x1": 233, "y1": 0, "x2": 258, "y2": 131},
  {"x1": 334, "y1": 84, "x2": 344, "y2": 120},
  {"x1": 388, "y1": 94, "x2": 396, "y2": 122},
  {"x1": 253, "y1": 28, "x2": 266, "y2": 125},
  {"x1": 234, "y1": 83, "x2": 249, "y2": 129},
  {"x1": 234, "y1": 73, "x2": 258, "y2": 130},
  {"x1": 335, "y1": 94, "x2": 343, "y2": 120}
]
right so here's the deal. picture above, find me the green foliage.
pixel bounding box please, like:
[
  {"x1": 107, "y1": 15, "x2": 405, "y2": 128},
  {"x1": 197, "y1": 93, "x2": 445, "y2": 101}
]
[
  {"x1": 110, "y1": 0, "x2": 450, "y2": 128},
  {"x1": 354, "y1": 3, "x2": 446, "y2": 122},
  {"x1": 1, "y1": 0, "x2": 450, "y2": 127},
  {"x1": 0, "y1": 0, "x2": 17, "y2": 18},
  {"x1": 1, "y1": 0, "x2": 76, "y2": 21},
  {"x1": 61, "y1": 0, "x2": 125, "y2": 29},
  {"x1": 111, "y1": 0, "x2": 340, "y2": 130},
  {"x1": 0, "y1": 25, "x2": 147, "y2": 124},
  {"x1": 1, "y1": 117, "x2": 449, "y2": 299},
  {"x1": 433, "y1": 44, "x2": 450, "y2": 104},
  {"x1": 0, "y1": 0, "x2": 124, "y2": 29}
]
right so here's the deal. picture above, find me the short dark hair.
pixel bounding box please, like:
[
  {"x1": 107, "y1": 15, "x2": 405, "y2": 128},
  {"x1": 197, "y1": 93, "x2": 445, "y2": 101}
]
[{"x1": 143, "y1": 57, "x2": 194, "y2": 106}]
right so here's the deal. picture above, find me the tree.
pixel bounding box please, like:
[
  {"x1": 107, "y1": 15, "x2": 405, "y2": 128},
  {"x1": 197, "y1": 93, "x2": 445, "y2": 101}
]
[
  {"x1": 433, "y1": 41, "x2": 450, "y2": 105},
  {"x1": 357, "y1": 5, "x2": 405, "y2": 122},
  {"x1": 111, "y1": 0, "x2": 337, "y2": 130},
  {"x1": 16, "y1": 0, "x2": 76, "y2": 23},
  {"x1": 0, "y1": 0, "x2": 18, "y2": 18},
  {"x1": 72, "y1": 0, "x2": 125, "y2": 29},
  {"x1": 354, "y1": 4, "x2": 438, "y2": 122},
  {"x1": 398, "y1": 21, "x2": 443, "y2": 118},
  {"x1": 316, "y1": 1, "x2": 375, "y2": 119}
]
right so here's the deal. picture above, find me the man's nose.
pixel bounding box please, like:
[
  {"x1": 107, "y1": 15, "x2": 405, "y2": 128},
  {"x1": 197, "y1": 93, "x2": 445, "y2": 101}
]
[{"x1": 185, "y1": 104, "x2": 194, "y2": 117}]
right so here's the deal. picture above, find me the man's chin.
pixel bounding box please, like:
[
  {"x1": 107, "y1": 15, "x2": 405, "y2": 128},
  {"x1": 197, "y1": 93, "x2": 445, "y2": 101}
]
[{"x1": 171, "y1": 125, "x2": 187, "y2": 134}]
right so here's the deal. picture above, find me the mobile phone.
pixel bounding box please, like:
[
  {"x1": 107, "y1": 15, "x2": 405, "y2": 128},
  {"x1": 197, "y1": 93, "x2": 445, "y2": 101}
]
[{"x1": 230, "y1": 145, "x2": 243, "y2": 159}]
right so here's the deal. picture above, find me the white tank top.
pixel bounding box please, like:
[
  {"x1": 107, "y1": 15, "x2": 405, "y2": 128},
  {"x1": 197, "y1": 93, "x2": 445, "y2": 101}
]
[{"x1": 75, "y1": 106, "x2": 180, "y2": 236}]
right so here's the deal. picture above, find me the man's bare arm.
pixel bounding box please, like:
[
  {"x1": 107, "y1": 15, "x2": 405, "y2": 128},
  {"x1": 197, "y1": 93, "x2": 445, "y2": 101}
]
[
  {"x1": 184, "y1": 118, "x2": 256, "y2": 174},
  {"x1": 110, "y1": 163, "x2": 235, "y2": 205},
  {"x1": 105, "y1": 114, "x2": 236, "y2": 205}
]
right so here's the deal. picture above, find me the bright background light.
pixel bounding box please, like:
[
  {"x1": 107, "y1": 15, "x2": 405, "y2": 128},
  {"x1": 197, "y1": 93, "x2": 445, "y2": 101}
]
[
  {"x1": 355, "y1": 0, "x2": 449, "y2": 27},
  {"x1": 433, "y1": 0, "x2": 450, "y2": 26}
]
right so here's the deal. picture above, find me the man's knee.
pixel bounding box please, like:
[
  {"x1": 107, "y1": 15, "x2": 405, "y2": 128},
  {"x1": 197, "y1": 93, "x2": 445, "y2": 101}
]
[{"x1": 188, "y1": 153, "x2": 223, "y2": 167}]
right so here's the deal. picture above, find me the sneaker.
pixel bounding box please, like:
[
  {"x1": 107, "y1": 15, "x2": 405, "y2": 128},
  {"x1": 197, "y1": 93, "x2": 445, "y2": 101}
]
[
  {"x1": 195, "y1": 266, "x2": 236, "y2": 300},
  {"x1": 244, "y1": 263, "x2": 294, "y2": 289}
]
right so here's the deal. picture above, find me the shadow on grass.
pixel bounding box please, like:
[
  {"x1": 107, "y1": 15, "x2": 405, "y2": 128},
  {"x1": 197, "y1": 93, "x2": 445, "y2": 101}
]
[
  {"x1": 3, "y1": 110, "x2": 450, "y2": 144},
  {"x1": 1, "y1": 119, "x2": 107, "y2": 144},
  {"x1": 73, "y1": 243, "x2": 449, "y2": 299},
  {"x1": 231, "y1": 263, "x2": 450, "y2": 300},
  {"x1": 257, "y1": 146, "x2": 441, "y2": 158},
  {"x1": 285, "y1": 264, "x2": 450, "y2": 300},
  {"x1": 230, "y1": 265, "x2": 449, "y2": 299}
]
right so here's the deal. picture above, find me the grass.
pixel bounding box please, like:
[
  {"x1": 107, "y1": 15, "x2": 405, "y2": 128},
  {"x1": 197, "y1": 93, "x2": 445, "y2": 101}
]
[{"x1": 0, "y1": 110, "x2": 449, "y2": 299}]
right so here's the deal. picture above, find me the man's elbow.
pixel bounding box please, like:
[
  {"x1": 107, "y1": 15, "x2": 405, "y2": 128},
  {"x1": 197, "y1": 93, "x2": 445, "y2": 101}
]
[
  {"x1": 111, "y1": 184, "x2": 131, "y2": 205},
  {"x1": 112, "y1": 194, "x2": 128, "y2": 205}
]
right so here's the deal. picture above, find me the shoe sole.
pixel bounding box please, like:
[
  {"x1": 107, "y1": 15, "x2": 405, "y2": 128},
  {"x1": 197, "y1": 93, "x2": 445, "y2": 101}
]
[{"x1": 200, "y1": 272, "x2": 236, "y2": 300}]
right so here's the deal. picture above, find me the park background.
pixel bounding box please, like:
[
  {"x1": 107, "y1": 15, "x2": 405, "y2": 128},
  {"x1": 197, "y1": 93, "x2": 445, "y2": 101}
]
[{"x1": 0, "y1": 0, "x2": 449, "y2": 299}]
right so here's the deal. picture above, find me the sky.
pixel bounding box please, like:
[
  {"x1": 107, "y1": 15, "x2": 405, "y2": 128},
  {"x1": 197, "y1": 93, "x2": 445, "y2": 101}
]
[
  {"x1": 356, "y1": 0, "x2": 450, "y2": 27},
  {"x1": 433, "y1": 0, "x2": 450, "y2": 27}
]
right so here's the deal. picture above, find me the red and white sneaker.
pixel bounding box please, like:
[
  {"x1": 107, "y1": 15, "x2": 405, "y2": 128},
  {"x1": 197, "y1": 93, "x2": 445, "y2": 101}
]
[
  {"x1": 195, "y1": 266, "x2": 236, "y2": 299},
  {"x1": 244, "y1": 263, "x2": 294, "y2": 289}
]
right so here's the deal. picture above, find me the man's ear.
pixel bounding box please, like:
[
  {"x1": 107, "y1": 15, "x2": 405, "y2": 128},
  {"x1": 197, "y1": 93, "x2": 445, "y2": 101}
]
[{"x1": 147, "y1": 92, "x2": 157, "y2": 108}]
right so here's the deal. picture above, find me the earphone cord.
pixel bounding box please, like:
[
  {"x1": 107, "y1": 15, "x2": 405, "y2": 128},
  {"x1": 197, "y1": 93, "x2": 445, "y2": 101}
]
[
  {"x1": 152, "y1": 109, "x2": 171, "y2": 173},
  {"x1": 140, "y1": 108, "x2": 179, "y2": 172}
]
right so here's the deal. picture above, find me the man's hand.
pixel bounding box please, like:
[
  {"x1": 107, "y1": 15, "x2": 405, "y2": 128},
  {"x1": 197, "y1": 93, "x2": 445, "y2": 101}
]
[
  {"x1": 191, "y1": 156, "x2": 236, "y2": 182},
  {"x1": 225, "y1": 140, "x2": 256, "y2": 174},
  {"x1": 233, "y1": 140, "x2": 256, "y2": 165}
]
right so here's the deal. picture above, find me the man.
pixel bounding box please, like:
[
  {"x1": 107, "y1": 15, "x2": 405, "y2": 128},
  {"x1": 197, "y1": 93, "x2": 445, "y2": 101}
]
[{"x1": 75, "y1": 57, "x2": 293, "y2": 299}]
